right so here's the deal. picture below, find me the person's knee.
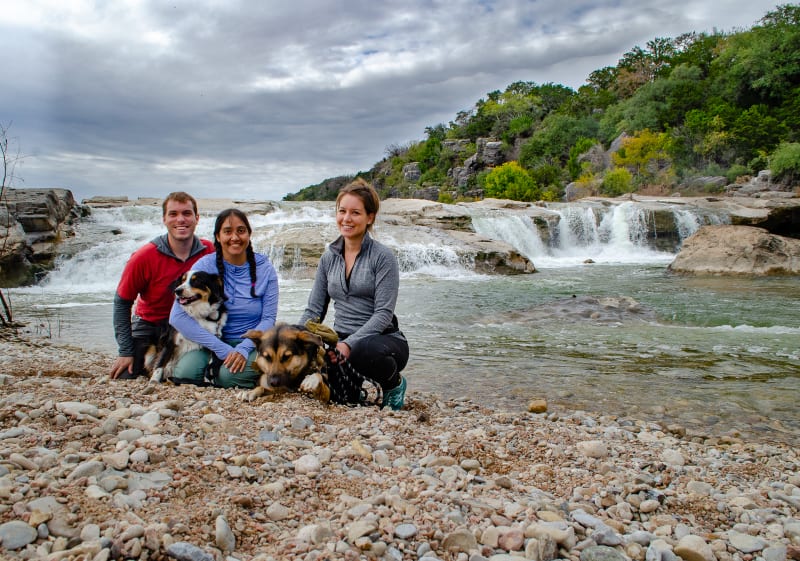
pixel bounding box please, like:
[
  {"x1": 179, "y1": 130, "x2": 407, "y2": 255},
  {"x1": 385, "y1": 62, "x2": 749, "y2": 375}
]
[
  {"x1": 215, "y1": 351, "x2": 259, "y2": 389},
  {"x1": 171, "y1": 349, "x2": 211, "y2": 384},
  {"x1": 215, "y1": 368, "x2": 259, "y2": 389}
]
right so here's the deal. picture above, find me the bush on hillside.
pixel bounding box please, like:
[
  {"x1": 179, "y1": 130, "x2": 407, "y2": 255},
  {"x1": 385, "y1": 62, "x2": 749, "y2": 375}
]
[{"x1": 771, "y1": 142, "x2": 800, "y2": 184}]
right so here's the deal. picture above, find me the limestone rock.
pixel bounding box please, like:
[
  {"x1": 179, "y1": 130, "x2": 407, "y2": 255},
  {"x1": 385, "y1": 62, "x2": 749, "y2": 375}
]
[
  {"x1": 669, "y1": 225, "x2": 800, "y2": 275},
  {"x1": 0, "y1": 188, "x2": 90, "y2": 286}
]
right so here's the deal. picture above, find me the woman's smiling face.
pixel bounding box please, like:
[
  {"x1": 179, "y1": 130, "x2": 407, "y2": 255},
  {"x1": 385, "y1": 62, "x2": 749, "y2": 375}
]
[
  {"x1": 336, "y1": 193, "x2": 374, "y2": 242},
  {"x1": 217, "y1": 214, "x2": 251, "y2": 265}
]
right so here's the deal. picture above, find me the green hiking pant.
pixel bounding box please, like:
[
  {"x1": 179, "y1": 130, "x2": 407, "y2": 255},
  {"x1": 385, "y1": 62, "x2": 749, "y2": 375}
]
[{"x1": 171, "y1": 339, "x2": 259, "y2": 388}]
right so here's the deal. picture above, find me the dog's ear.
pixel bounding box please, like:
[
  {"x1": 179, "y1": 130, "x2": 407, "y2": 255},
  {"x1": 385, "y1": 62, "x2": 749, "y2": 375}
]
[
  {"x1": 243, "y1": 329, "x2": 263, "y2": 343},
  {"x1": 297, "y1": 330, "x2": 323, "y2": 348}
]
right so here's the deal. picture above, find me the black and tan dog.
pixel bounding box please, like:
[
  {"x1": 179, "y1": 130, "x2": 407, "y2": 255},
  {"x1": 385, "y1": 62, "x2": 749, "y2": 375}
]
[
  {"x1": 239, "y1": 323, "x2": 331, "y2": 402},
  {"x1": 148, "y1": 270, "x2": 227, "y2": 384}
]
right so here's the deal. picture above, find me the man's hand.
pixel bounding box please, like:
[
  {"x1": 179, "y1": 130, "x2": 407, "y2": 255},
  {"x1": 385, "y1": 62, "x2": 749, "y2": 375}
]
[{"x1": 110, "y1": 356, "x2": 134, "y2": 379}]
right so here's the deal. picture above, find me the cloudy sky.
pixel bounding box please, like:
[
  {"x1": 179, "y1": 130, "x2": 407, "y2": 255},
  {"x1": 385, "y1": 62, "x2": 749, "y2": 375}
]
[{"x1": 1, "y1": 0, "x2": 778, "y2": 202}]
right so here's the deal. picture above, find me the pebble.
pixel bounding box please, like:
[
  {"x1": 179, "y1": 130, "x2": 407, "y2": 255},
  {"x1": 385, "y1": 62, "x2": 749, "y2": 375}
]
[
  {"x1": 0, "y1": 336, "x2": 798, "y2": 561},
  {"x1": 0, "y1": 520, "x2": 38, "y2": 550}
]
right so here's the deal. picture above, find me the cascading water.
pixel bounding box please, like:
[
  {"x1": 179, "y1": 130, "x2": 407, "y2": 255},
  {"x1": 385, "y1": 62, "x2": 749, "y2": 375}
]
[{"x1": 470, "y1": 201, "x2": 679, "y2": 266}]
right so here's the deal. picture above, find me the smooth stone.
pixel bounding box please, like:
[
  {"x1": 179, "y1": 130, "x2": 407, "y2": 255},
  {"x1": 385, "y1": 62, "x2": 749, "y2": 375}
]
[
  {"x1": 296, "y1": 524, "x2": 333, "y2": 545},
  {"x1": 215, "y1": 515, "x2": 235, "y2": 553},
  {"x1": 577, "y1": 440, "x2": 608, "y2": 459},
  {"x1": 674, "y1": 534, "x2": 715, "y2": 561},
  {"x1": 102, "y1": 451, "x2": 130, "y2": 470},
  {"x1": 347, "y1": 520, "x2": 378, "y2": 543},
  {"x1": 0, "y1": 520, "x2": 38, "y2": 550},
  {"x1": 201, "y1": 413, "x2": 226, "y2": 425},
  {"x1": 728, "y1": 530, "x2": 767, "y2": 553},
  {"x1": 442, "y1": 529, "x2": 478, "y2": 553},
  {"x1": 56, "y1": 401, "x2": 99, "y2": 417},
  {"x1": 117, "y1": 428, "x2": 143, "y2": 442},
  {"x1": 165, "y1": 541, "x2": 215, "y2": 561},
  {"x1": 130, "y1": 449, "x2": 149, "y2": 463},
  {"x1": 661, "y1": 449, "x2": 686, "y2": 466},
  {"x1": 67, "y1": 460, "x2": 105, "y2": 481},
  {"x1": 395, "y1": 523, "x2": 418, "y2": 539},
  {"x1": 581, "y1": 545, "x2": 628, "y2": 561},
  {"x1": 294, "y1": 454, "x2": 322, "y2": 475}
]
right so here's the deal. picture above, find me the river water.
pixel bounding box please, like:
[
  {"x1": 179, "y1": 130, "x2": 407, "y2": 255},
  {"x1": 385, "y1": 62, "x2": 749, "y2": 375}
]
[{"x1": 7, "y1": 201, "x2": 799, "y2": 445}]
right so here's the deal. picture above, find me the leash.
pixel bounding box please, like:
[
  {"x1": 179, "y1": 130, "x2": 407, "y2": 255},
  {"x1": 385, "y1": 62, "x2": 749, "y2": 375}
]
[
  {"x1": 305, "y1": 318, "x2": 382, "y2": 407},
  {"x1": 322, "y1": 344, "x2": 383, "y2": 407}
]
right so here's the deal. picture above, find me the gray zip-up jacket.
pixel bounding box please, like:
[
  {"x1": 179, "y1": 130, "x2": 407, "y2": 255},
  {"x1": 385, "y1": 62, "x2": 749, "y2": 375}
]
[{"x1": 300, "y1": 233, "x2": 404, "y2": 349}]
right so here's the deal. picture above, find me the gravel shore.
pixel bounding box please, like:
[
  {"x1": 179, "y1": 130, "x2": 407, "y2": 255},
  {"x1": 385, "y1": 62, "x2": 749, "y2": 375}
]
[{"x1": 1, "y1": 330, "x2": 798, "y2": 561}]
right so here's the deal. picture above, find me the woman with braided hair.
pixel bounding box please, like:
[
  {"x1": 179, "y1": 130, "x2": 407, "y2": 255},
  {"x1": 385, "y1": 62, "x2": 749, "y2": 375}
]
[{"x1": 169, "y1": 208, "x2": 279, "y2": 388}]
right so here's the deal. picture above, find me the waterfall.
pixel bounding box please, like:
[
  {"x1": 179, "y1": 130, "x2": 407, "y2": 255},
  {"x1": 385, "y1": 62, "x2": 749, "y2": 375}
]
[
  {"x1": 556, "y1": 206, "x2": 600, "y2": 249},
  {"x1": 596, "y1": 202, "x2": 652, "y2": 249},
  {"x1": 470, "y1": 214, "x2": 549, "y2": 259},
  {"x1": 24, "y1": 199, "x2": 728, "y2": 300},
  {"x1": 469, "y1": 201, "x2": 719, "y2": 267}
]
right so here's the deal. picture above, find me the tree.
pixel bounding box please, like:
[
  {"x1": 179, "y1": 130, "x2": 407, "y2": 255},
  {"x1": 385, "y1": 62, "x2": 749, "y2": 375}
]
[
  {"x1": 1, "y1": 122, "x2": 24, "y2": 325},
  {"x1": 612, "y1": 129, "x2": 673, "y2": 185}
]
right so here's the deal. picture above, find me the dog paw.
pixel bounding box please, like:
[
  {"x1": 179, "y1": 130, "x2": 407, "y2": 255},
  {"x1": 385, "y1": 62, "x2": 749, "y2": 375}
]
[
  {"x1": 149, "y1": 369, "x2": 164, "y2": 384},
  {"x1": 238, "y1": 390, "x2": 255, "y2": 402},
  {"x1": 300, "y1": 373, "x2": 322, "y2": 394}
]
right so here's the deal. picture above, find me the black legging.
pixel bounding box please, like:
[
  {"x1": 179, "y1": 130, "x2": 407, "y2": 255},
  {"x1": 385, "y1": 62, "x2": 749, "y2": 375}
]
[{"x1": 345, "y1": 333, "x2": 409, "y2": 390}]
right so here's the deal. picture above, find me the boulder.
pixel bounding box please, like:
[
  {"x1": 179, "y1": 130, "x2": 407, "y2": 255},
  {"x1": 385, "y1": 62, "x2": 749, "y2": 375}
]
[
  {"x1": 668, "y1": 225, "x2": 800, "y2": 276},
  {"x1": 0, "y1": 188, "x2": 90, "y2": 286}
]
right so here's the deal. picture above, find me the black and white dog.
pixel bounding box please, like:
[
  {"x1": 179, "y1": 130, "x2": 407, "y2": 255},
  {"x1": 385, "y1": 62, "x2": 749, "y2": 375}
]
[{"x1": 148, "y1": 270, "x2": 227, "y2": 384}]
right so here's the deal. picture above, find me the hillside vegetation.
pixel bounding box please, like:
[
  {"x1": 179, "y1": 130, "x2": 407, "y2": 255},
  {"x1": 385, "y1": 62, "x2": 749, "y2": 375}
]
[{"x1": 285, "y1": 4, "x2": 800, "y2": 203}]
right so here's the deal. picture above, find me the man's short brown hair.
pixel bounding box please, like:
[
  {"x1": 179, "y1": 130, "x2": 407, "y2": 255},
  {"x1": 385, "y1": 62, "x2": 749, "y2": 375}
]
[{"x1": 162, "y1": 191, "x2": 199, "y2": 216}]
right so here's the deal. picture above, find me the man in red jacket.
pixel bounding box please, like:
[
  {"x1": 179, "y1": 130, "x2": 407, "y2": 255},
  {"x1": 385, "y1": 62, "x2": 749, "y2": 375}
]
[{"x1": 109, "y1": 192, "x2": 214, "y2": 379}]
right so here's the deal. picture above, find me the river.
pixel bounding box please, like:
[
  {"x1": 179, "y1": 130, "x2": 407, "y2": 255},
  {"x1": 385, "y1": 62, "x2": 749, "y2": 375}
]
[{"x1": 7, "y1": 200, "x2": 799, "y2": 445}]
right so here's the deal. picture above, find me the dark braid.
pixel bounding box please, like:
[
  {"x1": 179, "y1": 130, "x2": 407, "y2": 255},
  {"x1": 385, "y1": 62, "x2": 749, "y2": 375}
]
[
  {"x1": 246, "y1": 245, "x2": 257, "y2": 297},
  {"x1": 213, "y1": 208, "x2": 258, "y2": 297},
  {"x1": 214, "y1": 240, "x2": 225, "y2": 278}
]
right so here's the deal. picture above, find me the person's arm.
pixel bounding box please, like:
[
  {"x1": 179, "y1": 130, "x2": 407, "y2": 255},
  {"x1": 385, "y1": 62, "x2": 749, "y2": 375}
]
[
  {"x1": 110, "y1": 293, "x2": 136, "y2": 377},
  {"x1": 232, "y1": 258, "x2": 279, "y2": 358},
  {"x1": 169, "y1": 299, "x2": 233, "y2": 359}
]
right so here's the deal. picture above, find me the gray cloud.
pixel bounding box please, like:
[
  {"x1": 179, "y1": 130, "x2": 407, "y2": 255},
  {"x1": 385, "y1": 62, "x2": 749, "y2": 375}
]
[{"x1": 1, "y1": 0, "x2": 776, "y2": 201}]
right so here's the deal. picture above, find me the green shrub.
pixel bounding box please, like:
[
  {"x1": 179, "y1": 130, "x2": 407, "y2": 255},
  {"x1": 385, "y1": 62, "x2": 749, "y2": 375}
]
[
  {"x1": 601, "y1": 167, "x2": 634, "y2": 197},
  {"x1": 482, "y1": 161, "x2": 541, "y2": 201},
  {"x1": 770, "y1": 142, "x2": 800, "y2": 183},
  {"x1": 725, "y1": 163, "x2": 750, "y2": 183}
]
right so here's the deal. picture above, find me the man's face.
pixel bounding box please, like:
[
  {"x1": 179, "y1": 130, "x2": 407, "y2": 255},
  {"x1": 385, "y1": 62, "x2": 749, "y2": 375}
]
[{"x1": 163, "y1": 200, "x2": 199, "y2": 242}]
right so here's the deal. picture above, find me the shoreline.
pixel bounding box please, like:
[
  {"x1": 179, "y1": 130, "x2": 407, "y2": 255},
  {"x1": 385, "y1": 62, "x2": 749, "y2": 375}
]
[{"x1": 1, "y1": 331, "x2": 798, "y2": 560}]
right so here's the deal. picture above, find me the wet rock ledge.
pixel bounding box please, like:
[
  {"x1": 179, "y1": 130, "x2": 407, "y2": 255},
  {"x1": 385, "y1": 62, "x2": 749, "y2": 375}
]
[{"x1": 0, "y1": 188, "x2": 90, "y2": 286}]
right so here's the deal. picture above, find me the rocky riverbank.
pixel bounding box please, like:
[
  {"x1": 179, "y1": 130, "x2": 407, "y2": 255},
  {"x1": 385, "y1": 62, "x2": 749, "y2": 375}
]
[{"x1": 1, "y1": 331, "x2": 798, "y2": 561}]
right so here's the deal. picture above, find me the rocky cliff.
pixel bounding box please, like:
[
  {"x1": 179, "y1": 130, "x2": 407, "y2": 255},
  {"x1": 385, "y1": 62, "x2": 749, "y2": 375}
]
[{"x1": 0, "y1": 188, "x2": 90, "y2": 286}]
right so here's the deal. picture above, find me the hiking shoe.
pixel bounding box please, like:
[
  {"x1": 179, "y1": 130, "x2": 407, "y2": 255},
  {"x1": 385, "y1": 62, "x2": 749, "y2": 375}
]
[{"x1": 382, "y1": 376, "x2": 406, "y2": 410}]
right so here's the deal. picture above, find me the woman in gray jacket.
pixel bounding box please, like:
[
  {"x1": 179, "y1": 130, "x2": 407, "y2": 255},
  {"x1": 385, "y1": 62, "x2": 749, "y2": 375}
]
[{"x1": 300, "y1": 178, "x2": 409, "y2": 409}]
